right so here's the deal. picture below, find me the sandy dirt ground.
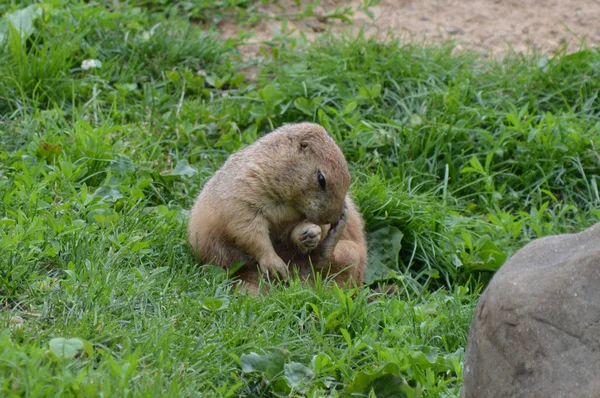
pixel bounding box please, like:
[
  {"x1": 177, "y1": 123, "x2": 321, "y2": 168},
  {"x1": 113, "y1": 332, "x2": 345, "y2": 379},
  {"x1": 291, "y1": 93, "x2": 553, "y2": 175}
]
[{"x1": 219, "y1": 0, "x2": 600, "y2": 58}]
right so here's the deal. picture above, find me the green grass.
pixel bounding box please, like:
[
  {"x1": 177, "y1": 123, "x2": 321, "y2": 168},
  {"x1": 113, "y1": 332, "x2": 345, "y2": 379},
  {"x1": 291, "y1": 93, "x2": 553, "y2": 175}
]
[{"x1": 1, "y1": 0, "x2": 599, "y2": 396}]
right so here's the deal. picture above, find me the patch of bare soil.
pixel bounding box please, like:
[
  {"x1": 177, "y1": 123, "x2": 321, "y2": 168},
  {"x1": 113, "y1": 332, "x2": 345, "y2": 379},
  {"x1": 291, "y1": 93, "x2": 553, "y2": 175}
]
[{"x1": 219, "y1": 0, "x2": 600, "y2": 58}]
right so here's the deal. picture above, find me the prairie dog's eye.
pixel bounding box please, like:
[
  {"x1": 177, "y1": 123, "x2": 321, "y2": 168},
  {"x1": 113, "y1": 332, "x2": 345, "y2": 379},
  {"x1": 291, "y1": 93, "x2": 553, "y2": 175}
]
[{"x1": 317, "y1": 170, "x2": 326, "y2": 190}]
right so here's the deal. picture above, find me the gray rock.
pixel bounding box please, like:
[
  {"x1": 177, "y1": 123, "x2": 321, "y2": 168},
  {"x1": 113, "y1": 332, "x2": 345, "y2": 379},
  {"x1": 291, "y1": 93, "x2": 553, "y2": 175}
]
[{"x1": 461, "y1": 222, "x2": 600, "y2": 398}]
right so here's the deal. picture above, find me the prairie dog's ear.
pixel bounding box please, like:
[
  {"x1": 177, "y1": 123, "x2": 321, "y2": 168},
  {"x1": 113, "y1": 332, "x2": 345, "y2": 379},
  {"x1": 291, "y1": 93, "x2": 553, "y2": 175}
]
[{"x1": 299, "y1": 141, "x2": 309, "y2": 151}]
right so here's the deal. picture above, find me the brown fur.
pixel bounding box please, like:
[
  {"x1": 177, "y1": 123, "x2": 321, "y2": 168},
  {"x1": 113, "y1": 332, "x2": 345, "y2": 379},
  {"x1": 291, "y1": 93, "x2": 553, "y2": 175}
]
[{"x1": 187, "y1": 122, "x2": 368, "y2": 293}]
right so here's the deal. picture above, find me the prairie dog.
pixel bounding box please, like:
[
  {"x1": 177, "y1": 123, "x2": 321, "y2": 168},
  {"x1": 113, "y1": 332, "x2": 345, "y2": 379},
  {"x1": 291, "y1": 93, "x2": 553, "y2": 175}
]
[{"x1": 187, "y1": 122, "x2": 367, "y2": 292}]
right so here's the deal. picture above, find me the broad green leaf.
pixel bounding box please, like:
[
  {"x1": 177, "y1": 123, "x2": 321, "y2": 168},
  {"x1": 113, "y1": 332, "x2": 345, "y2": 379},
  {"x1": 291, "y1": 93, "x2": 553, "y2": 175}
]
[
  {"x1": 202, "y1": 297, "x2": 229, "y2": 311},
  {"x1": 294, "y1": 97, "x2": 313, "y2": 116},
  {"x1": 49, "y1": 338, "x2": 84, "y2": 359},
  {"x1": 228, "y1": 260, "x2": 246, "y2": 276},
  {"x1": 343, "y1": 101, "x2": 358, "y2": 115},
  {"x1": 365, "y1": 226, "x2": 404, "y2": 283},
  {"x1": 168, "y1": 159, "x2": 197, "y2": 177},
  {"x1": 0, "y1": 5, "x2": 42, "y2": 45},
  {"x1": 283, "y1": 362, "x2": 313, "y2": 388},
  {"x1": 345, "y1": 362, "x2": 407, "y2": 396},
  {"x1": 201, "y1": 264, "x2": 227, "y2": 278},
  {"x1": 92, "y1": 186, "x2": 123, "y2": 202},
  {"x1": 311, "y1": 353, "x2": 332, "y2": 374},
  {"x1": 410, "y1": 114, "x2": 423, "y2": 127},
  {"x1": 110, "y1": 155, "x2": 135, "y2": 174},
  {"x1": 240, "y1": 350, "x2": 286, "y2": 380},
  {"x1": 369, "y1": 374, "x2": 409, "y2": 398},
  {"x1": 410, "y1": 346, "x2": 439, "y2": 367}
]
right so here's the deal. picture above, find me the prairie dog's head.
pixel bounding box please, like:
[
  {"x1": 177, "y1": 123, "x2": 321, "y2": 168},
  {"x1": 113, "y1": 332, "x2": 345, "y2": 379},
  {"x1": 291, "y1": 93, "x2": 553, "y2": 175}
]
[{"x1": 272, "y1": 123, "x2": 351, "y2": 225}]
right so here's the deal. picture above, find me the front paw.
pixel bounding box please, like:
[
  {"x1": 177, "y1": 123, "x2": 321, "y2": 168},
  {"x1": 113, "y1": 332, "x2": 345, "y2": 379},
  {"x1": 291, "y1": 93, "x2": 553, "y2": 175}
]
[
  {"x1": 259, "y1": 255, "x2": 289, "y2": 281},
  {"x1": 291, "y1": 222, "x2": 322, "y2": 253},
  {"x1": 313, "y1": 208, "x2": 347, "y2": 267},
  {"x1": 328, "y1": 205, "x2": 347, "y2": 237},
  {"x1": 331, "y1": 202, "x2": 348, "y2": 229}
]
